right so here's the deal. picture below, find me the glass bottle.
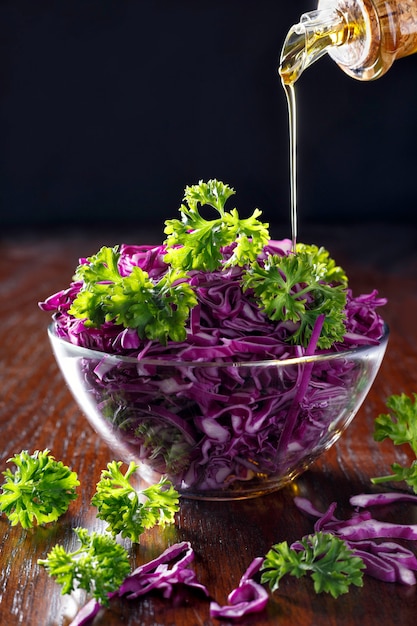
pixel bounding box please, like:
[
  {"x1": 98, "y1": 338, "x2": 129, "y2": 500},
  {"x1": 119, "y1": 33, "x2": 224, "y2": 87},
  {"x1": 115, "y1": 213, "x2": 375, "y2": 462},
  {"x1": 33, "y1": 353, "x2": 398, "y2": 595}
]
[{"x1": 280, "y1": 0, "x2": 417, "y2": 83}]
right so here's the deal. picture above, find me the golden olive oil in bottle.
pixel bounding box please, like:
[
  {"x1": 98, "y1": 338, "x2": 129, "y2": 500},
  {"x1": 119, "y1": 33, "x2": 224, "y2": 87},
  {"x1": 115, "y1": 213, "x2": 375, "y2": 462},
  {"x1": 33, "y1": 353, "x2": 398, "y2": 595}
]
[{"x1": 279, "y1": 0, "x2": 417, "y2": 246}]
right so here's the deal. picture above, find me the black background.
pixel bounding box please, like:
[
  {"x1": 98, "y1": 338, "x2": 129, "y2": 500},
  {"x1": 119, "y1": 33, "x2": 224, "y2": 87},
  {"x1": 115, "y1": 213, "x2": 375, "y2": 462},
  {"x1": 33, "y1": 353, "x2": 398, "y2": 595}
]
[{"x1": 2, "y1": 1, "x2": 417, "y2": 236}]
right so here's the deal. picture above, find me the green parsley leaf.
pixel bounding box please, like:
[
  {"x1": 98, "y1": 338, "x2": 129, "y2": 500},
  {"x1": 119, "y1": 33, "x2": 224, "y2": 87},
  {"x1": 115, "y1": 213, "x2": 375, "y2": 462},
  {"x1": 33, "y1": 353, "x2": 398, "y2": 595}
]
[
  {"x1": 294, "y1": 243, "x2": 348, "y2": 285},
  {"x1": 261, "y1": 532, "x2": 364, "y2": 599},
  {"x1": 69, "y1": 246, "x2": 197, "y2": 344},
  {"x1": 242, "y1": 244, "x2": 348, "y2": 348},
  {"x1": 91, "y1": 460, "x2": 180, "y2": 542},
  {"x1": 74, "y1": 244, "x2": 121, "y2": 286},
  {"x1": 373, "y1": 393, "x2": 417, "y2": 454},
  {"x1": 38, "y1": 527, "x2": 131, "y2": 606},
  {"x1": 372, "y1": 393, "x2": 417, "y2": 492},
  {"x1": 0, "y1": 449, "x2": 79, "y2": 529},
  {"x1": 163, "y1": 179, "x2": 270, "y2": 271}
]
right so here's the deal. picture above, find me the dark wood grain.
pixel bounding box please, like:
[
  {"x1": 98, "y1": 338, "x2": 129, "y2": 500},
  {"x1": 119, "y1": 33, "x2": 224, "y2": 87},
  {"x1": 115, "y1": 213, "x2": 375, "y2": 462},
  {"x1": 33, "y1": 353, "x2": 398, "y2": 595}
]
[{"x1": 1, "y1": 224, "x2": 417, "y2": 626}]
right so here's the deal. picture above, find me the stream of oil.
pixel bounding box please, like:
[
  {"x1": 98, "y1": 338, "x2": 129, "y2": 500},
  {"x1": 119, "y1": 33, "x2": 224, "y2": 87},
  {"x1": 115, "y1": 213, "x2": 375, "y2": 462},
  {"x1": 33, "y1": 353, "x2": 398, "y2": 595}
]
[
  {"x1": 279, "y1": 26, "x2": 307, "y2": 254},
  {"x1": 279, "y1": 17, "x2": 351, "y2": 252},
  {"x1": 281, "y1": 81, "x2": 297, "y2": 252}
]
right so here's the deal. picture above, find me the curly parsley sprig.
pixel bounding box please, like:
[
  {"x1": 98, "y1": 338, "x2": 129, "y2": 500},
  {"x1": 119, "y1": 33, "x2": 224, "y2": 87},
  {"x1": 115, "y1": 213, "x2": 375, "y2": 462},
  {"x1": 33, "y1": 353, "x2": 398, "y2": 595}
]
[
  {"x1": 0, "y1": 449, "x2": 79, "y2": 529},
  {"x1": 91, "y1": 460, "x2": 180, "y2": 542},
  {"x1": 61, "y1": 181, "x2": 350, "y2": 350},
  {"x1": 372, "y1": 393, "x2": 417, "y2": 493},
  {"x1": 242, "y1": 244, "x2": 348, "y2": 349},
  {"x1": 163, "y1": 179, "x2": 270, "y2": 271},
  {"x1": 38, "y1": 527, "x2": 131, "y2": 606},
  {"x1": 69, "y1": 246, "x2": 197, "y2": 344},
  {"x1": 261, "y1": 532, "x2": 365, "y2": 598}
]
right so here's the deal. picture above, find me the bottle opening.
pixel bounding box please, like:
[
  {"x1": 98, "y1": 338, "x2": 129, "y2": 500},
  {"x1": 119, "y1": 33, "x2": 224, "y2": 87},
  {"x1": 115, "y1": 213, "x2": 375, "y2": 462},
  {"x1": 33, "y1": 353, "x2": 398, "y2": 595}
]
[{"x1": 279, "y1": 8, "x2": 349, "y2": 84}]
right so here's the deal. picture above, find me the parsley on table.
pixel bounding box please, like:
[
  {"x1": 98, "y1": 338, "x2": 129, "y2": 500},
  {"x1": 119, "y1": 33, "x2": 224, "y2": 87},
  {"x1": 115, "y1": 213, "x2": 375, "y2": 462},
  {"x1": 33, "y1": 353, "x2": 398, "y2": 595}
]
[
  {"x1": 0, "y1": 449, "x2": 79, "y2": 529},
  {"x1": 261, "y1": 532, "x2": 365, "y2": 598},
  {"x1": 91, "y1": 460, "x2": 180, "y2": 542},
  {"x1": 163, "y1": 179, "x2": 270, "y2": 271},
  {"x1": 38, "y1": 527, "x2": 131, "y2": 606},
  {"x1": 372, "y1": 393, "x2": 417, "y2": 493},
  {"x1": 69, "y1": 246, "x2": 197, "y2": 344}
]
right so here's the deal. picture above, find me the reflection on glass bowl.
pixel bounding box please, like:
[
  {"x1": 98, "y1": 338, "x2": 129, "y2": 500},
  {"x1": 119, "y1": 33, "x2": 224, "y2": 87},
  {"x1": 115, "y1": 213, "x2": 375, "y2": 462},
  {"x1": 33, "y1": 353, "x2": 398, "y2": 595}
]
[{"x1": 48, "y1": 323, "x2": 388, "y2": 500}]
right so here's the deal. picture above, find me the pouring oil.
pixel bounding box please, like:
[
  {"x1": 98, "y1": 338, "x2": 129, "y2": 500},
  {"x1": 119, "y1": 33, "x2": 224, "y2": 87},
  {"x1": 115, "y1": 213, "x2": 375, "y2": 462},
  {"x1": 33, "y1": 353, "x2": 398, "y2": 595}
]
[
  {"x1": 281, "y1": 82, "x2": 297, "y2": 252},
  {"x1": 278, "y1": 6, "x2": 353, "y2": 251},
  {"x1": 279, "y1": 0, "x2": 417, "y2": 248}
]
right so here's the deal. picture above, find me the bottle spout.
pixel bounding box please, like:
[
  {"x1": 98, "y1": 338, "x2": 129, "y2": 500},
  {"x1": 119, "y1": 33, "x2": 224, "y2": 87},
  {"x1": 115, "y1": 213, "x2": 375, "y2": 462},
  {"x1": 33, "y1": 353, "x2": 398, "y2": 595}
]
[{"x1": 279, "y1": 8, "x2": 349, "y2": 84}]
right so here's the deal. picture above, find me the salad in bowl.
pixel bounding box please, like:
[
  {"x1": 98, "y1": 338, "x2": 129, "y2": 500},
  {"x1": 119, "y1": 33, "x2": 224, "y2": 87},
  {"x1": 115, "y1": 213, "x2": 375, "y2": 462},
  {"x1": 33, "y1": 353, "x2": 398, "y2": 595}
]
[{"x1": 40, "y1": 180, "x2": 388, "y2": 499}]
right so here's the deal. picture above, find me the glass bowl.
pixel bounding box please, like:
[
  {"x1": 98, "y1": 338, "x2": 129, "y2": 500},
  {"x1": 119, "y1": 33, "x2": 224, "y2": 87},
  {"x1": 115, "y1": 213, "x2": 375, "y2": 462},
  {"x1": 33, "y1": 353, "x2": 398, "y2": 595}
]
[{"x1": 48, "y1": 323, "x2": 388, "y2": 500}]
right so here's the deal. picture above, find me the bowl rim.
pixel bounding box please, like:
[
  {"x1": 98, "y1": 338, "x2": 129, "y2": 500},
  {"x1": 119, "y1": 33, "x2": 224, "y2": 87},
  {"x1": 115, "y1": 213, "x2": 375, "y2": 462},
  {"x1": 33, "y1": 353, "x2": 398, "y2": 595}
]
[{"x1": 48, "y1": 321, "x2": 389, "y2": 369}]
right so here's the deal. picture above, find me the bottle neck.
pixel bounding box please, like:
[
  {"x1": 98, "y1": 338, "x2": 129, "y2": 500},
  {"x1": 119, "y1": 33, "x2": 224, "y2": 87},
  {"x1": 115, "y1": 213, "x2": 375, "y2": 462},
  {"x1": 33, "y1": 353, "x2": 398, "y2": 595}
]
[{"x1": 281, "y1": 0, "x2": 417, "y2": 83}]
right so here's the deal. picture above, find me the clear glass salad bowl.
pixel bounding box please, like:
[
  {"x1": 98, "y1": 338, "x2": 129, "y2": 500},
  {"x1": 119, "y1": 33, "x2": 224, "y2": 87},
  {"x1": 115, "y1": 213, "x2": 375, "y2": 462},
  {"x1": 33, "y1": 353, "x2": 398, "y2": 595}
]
[{"x1": 48, "y1": 322, "x2": 388, "y2": 500}]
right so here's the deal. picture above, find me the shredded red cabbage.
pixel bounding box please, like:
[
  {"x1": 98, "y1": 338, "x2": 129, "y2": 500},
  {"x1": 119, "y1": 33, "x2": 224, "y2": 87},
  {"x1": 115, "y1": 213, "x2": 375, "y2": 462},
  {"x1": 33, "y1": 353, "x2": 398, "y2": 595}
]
[
  {"x1": 119, "y1": 540, "x2": 208, "y2": 599},
  {"x1": 68, "y1": 544, "x2": 270, "y2": 624},
  {"x1": 209, "y1": 557, "x2": 268, "y2": 620},
  {"x1": 350, "y1": 492, "x2": 417, "y2": 508},
  {"x1": 68, "y1": 599, "x2": 101, "y2": 626},
  {"x1": 294, "y1": 495, "x2": 417, "y2": 584},
  {"x1": 41, "y1": 241, "x2": 387, "y2": 493},
  {"x1": 40, "y1": 242, "x2": 386, "y2": 356},
  {"x1": 69, "y1": 541, "x2": 209, "y2": 626}
]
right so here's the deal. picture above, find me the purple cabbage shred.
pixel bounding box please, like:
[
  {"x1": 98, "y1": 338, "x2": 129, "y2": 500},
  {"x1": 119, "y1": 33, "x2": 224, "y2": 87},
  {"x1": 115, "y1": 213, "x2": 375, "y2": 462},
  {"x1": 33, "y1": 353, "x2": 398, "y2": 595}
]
[
  {"x1": 40, "y1": 241, "x2": 387, "y2": 493},
  {"x1": 69, "y1": 541, "x2": 209, "y2": 626},
  {"x1": 209, "y1": 557, "x2": 268, "y2": 620},
  {"x1": 294, "y1": 494, "x2": 417, "y2": 584}
]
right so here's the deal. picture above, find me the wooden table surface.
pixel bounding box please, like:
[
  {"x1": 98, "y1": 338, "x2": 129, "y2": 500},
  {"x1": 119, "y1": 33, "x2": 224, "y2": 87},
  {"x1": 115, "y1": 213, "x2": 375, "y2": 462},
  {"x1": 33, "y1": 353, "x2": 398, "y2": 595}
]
[{"x1": 1, "y1": 222, "x2": 417, "y2": 626}]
